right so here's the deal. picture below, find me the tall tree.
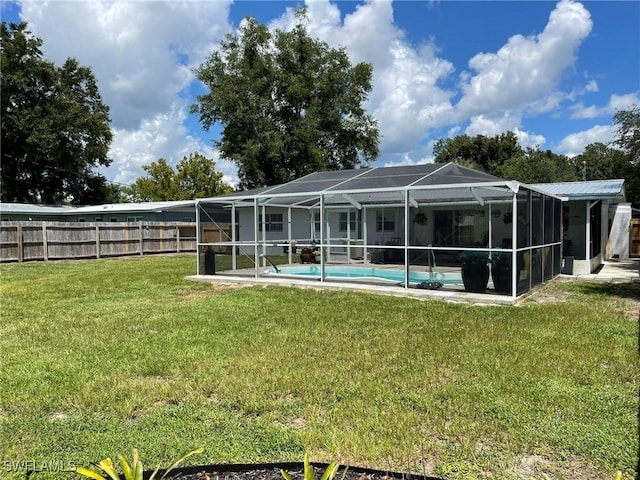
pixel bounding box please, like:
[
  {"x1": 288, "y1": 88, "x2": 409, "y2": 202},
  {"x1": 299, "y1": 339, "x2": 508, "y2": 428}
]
[
  {"x1": 613, "y1": 105, "x2": 640, "y2": 165},
  {"x1": 433, "y1": 132, "x2": 522, "y2": 176},
  {"x1": 610, "y1": 105, "x2": 640, "y2": 208},
  {"x1": 496, "y1": 147, "x2": 578, "y2": 184},
  {"x1": 191, "y1": 14, "x2": 379, "y2": 189},
  {"x1": 1, "y1": 22, "x2": 113, "y2": 204},
  {"x1": 125, "y1": 153, "x2": 233, "y2": 201}
]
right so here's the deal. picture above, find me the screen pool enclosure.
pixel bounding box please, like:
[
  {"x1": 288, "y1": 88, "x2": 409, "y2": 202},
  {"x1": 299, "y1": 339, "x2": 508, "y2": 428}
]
[{"x1": 195, "y1": 163, "x2": 563, "y2": 299}]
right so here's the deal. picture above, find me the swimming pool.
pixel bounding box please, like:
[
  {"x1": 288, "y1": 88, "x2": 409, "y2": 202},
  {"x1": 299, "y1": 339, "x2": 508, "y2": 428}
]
[{"x1": 265, "y1": 265, "x2": 463, "y2": 285}]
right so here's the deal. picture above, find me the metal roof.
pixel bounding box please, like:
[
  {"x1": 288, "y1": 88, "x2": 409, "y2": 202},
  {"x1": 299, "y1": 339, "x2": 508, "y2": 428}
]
[
  {"x1": 0, "y1": 203, "x2": 73, "y2": 214},
  {"x1": 0, "y1": 201, "x2": 195, "y2": 215},
  {"x1": 66, "y1": 200, "x2": 195, "y2": 214},
  {"x1": 531, "y1": 179, "x2": 625, "y2": 201}
]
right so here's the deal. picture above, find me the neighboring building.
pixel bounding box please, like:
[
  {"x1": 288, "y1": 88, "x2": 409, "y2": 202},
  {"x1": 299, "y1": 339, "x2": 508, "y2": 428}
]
[
  {"x1": 532, "y1": 179, "x2": 626, "y2": 275},
  {"x1": 0, "y1": 203, "x2": 73, "y2": 221},
  {"x1": 0, "y1": 200, "x2": 233, "y2": 223},
  {"x1": 63, "y1": 201, "x2": 198, "y2": 223}
]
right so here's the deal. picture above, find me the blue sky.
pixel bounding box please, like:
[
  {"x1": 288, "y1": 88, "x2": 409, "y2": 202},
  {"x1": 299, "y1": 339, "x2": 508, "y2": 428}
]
[{"x1": 1, "y1": 0, "x2": 638, "y2": 188}]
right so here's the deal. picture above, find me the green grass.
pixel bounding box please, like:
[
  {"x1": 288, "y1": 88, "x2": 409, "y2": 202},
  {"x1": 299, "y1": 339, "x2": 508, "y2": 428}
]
[{"x1": 0, "y1": 254, "x2": 637, "y2": 480}]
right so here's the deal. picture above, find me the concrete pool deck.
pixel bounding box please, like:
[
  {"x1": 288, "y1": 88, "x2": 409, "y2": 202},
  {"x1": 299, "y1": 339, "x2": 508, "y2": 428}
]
[
  {"x1": 186, "y1": 258, "x2": 639, "y2": 306},
  {"x1": 188, "y1": 264, "x2": 517, "y2": 306}
]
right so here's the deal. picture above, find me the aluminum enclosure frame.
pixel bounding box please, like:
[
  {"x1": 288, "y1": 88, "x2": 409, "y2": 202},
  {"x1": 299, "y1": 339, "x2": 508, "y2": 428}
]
[{"x1": 196, "y1": 163, "x2": 563, "y2": 300}]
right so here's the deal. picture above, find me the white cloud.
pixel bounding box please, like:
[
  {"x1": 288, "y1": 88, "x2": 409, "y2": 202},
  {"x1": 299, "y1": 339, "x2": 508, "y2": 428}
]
[
  {"x1": 282, "y1": 0, "x2": 456, "y2": 155},
  {"x1": 555, "y1": 124, "x2": 616, "y2": 157},
  {"x1": 570, "y1": 92, "x2": 640, "y2": 119},
  {"x1": 17, "y1": 0, "x2": 234, "y2": 189},
  {"x1": 456, "y1": 0, "x2": 592, "y2": 119},
  {"x1": 12, "y1": 0, "x2": 627, "y2": 188},
  {"x1": 100, "y1": 102, "x2": 238, "y2": 187}
]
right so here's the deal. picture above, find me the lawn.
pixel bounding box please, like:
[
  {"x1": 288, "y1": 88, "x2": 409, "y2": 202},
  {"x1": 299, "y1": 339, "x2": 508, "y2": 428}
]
[{"x1": 0, "y1": 254, "x2": 637, "y2": 480}]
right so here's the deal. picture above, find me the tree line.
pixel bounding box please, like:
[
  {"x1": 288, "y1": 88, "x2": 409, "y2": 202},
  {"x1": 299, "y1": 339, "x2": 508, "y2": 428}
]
[{"x1": 2, "y1": 18, "x2": 638, "y2": 207}]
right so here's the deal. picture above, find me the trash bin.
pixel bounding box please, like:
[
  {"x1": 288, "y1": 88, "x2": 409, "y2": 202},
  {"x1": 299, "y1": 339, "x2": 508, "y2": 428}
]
[
  {"x1": 204, "y1": 250, "x2": 216, "y2": 275},
  {"x1": 561, "y1": 256, "x2": 573, "y2": 275}
]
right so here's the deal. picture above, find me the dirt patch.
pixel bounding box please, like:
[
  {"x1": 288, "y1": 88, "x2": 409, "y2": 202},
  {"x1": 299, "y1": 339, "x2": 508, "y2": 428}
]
[{"x1": 510, "y1": 453, "x2": 615, "y2": 480}]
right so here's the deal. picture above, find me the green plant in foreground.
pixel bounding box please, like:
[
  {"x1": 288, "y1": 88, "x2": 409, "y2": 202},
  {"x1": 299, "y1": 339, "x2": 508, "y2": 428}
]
[
  {"x1": 75, "y1": 447, "x2": 203, "y2": 480},
  {"x1": 281, "y1": 453, "x2": 347, "y2": 480}
]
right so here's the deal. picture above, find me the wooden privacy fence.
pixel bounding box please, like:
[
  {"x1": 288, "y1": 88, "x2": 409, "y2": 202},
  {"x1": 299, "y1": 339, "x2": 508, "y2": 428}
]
[{"x1": 0, "y1": 221, "x2": 209, "y2": 262}]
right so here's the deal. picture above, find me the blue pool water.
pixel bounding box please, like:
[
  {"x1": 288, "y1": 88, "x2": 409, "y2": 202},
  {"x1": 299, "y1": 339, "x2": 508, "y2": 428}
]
[{"x1": 266, "y1": 265, "x2": 463, "y2": 284}]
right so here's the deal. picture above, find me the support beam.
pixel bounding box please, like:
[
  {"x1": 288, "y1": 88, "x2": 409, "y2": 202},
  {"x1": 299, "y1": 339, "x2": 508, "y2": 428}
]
[
  {"x1": 342, "y1": 194, "x2": 362, "y2": 210},
  {"x1": 471, "y1": 187, "x2": 485, "y2": 207}
]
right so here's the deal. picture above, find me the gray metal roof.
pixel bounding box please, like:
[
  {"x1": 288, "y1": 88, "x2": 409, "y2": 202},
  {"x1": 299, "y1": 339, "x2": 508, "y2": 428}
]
[
  {"x1": 0, "y1": 203, "x2": 73, "y2": 214},
  {"x1": 531, "y1": 179, "x2": 625, "y2": 201},
  {"x1": 0, "y1": 200, "x2": 195, "y2": 215},
  {"x1": 67, "y1": 200, "x2": 195, "y2": 214}
]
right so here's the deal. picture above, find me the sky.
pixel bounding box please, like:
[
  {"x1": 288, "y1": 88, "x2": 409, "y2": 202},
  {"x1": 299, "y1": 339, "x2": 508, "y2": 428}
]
[{"x1": 1, "y1": 0, "x2": 639, "y2": 189}]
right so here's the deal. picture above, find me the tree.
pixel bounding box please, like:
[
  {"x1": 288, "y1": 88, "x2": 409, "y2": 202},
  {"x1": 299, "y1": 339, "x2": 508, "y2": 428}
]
[
  {"x1": 433, "y1": 132, "x2": 522, "y2": 176},
  {"x1": 610, "y1": 106, "x2": 640, "y2": 208},
  {"x1": 1, "y1": 22, "x2": 113, "y2": 204},
  {"x1": 191, "y1": 14, "x2": 379, "y2": 189},
  {"x1": 496, "y1": 147, "x2": 578, "y2": 184},
  {"x1": 125, "y1": 153, "x2": 233, "y2": 201},
  {"x1": 613, "y1": 105, "x2": 640, "y2": 165}
]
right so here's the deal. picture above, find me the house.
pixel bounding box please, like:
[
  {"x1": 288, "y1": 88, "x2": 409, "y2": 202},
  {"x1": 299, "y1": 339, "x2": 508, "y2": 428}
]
[
  {"x1": 195, "y1": 162, "x2": 564, "y2": 300},
  {"x1": 0, "y1": 203, "x2": 73, "y2": 221},
  {"x1": 531, "y1": 179, "x2": 627, "y2": 275},
  {"x1": 0, "y1": 200, "x2": 230, "y2": 223},
  {"x1": 63, "y1": 201, "x2": 199, "y2": 223}
]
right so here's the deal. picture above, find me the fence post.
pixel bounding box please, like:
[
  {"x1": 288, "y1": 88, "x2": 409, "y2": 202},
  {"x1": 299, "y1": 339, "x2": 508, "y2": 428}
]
[
  {"x1": 176, "y1": 225, "x2": 181, "y2": 253},
  {"x1": 139, "y1": 222, "x2": 144, "y2": 255},
  {"x1": 95, "y1": 224, "x2": 101, "y2": 259},
  {"x1": 42, "y1": 223, "x2": 49, "y2": 261},
  {"x1": 17, "y1": 224, "x2": 23, "y2": 262}
]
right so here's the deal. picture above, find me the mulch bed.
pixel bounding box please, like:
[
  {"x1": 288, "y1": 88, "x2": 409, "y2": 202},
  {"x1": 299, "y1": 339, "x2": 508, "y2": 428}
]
[{"x1": 161, "y1": 462, "x2": 442, "y2": 480}]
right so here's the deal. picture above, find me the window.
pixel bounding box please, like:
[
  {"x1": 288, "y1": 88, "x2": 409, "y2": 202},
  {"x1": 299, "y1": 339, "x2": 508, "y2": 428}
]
[
  {"x1": 127, "y1": 216, "x2": 144, "y2": 222},
  {"x1": 339, "y1": 212, "x2": 357, "y2": 232},
  {"x1": 110, "y1": 218, "x2": 118, "y2": 222},
  {"x1": 78, "y1": 218, "x2": 85, "y2": 223},
  {"x1": 95, "y1": 217, "x2": 102, "y2": 222},
  {"x1": 376, "y1": 211, "x2": 394, "y2": 232},
  {"x1": 314, "y1": 212, "x2": 321, "y2": 232},
  {"x1": 258, "y1": 213, "x2": 283, "y2": 232}
]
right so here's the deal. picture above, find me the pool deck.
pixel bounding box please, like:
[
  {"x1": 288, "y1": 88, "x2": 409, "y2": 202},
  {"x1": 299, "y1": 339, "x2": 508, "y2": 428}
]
[
  {"x1": 187, "y1": 264, "x2": 515, "y2": 306},
  {"x1": 186, "y1": 258, "x2": 639, "y2": 306}
]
